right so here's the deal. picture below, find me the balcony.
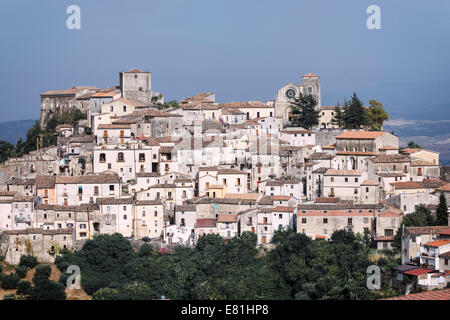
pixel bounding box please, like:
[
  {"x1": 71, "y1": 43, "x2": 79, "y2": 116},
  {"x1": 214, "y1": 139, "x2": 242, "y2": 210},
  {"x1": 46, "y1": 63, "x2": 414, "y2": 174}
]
[{"x1": 15, "y1": 216, "x2": 31, "y2": 224}]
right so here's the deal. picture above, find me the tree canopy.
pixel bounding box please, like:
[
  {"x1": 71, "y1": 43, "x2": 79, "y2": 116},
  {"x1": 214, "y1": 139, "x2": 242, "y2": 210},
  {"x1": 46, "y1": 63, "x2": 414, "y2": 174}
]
[
  {"x1": 289, "y1": 93, "x2": 320, "y2": 130},
  {"x1": 55, "y1": 230, "x2": 376, "y2": 300}
]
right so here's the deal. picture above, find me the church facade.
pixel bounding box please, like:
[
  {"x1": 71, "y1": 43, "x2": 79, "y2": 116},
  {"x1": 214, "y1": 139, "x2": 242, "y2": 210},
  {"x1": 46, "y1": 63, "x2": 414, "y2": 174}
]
[{"x1": 273, "y1": 73, "x2": 321, "y2": 126}]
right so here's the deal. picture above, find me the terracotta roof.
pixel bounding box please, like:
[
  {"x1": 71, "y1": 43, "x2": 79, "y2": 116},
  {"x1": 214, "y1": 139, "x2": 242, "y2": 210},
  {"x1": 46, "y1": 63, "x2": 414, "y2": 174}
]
[
  {"x1": 3, "y1": 228, "x2": 74, "y2": 236},
  {"x1": 403, "y1": 268, "x2": 434, "y2": 276},
  {"x1": 390, "y1": 181, "x2": 425, "y2": 189},
  {"x1": 281, "y1": 130, "x2": 314, "y2": 135},
  {"x1": 377, "y1": 172, "x2": 405, "y2": 177},
  {"x1": 225, "y1": 193, "x2": 260, "y2": 200},
  {"x1": 55, "y1": 173, "x2": 120, "y2": 184},
  {"x1": 195, "y1": 218, "x2": 217, "y2": 228},
  {"x1": 265, "y1": 180, "x2": 285, "y2": 187},
  {"x1": 124, "y1": 68, "x2": 147, "y2": 73},
  {"x1": 218, "y1": 101, "x2": 274, "y2": 109},
  {"x1": 136, "y1": 172, "x2": 160, "y2": 178},
  {"x1": 371, "y1": 154, "x2": 410, "y2": 163},
  {"x1": 217, "y1": 168, "x2": 247, "y2": 175},
  {"x1": 322, "y1": 144, "x2": 336, "y2": 149},
  {"x1": 373, "y1": 236, "x2": 395, "y2": 241},
  {"x1": 421, "y1": 178, "x2": 447, "y2": 189},
  {"x1": 272, "y1": 206, "x2": 296, "y2": 212},
  {"x1": 315, "y1": 235, "x2": 326, "y2": 239},
  {"x1": 175, "y1": 205, "x2": 196, "y2": 212},
  {"x1": 425, "y1": 240, "x2": 450, "y2": 248},
  {"x1": 400, "y1": 148, "x2": 439, "y2": 155},
  {"x1": 378, "y1": 211, "x2": 402, "y2": 218},
  {"x1": 382, "y1": 288, "x2": 450, "y2": 300},
  {"x1": 302, "y1": 73, "x2": 318, "y2": 78},
  {"x1": 315, "y1": 197, "x2": 340, "y2": 204},
  {"x1": 336, "y1": 151, "x2": 377, "y2": 156},
  {"x1": 311, "y1": 152, "x2": 334, "y2": 160},
  {"x1": 411, "y1": 160, "x2": 438, "y2": 166},
  {"x1": 41, "y1": 87, "x2": 97, "y2": 97},
  {"x1": 272, "y1": 195, "x2": 293, "y2": 201},
  {"x1": 217, "y1": 214, "x2": 238, "y2": 223},
  {"x1": 97, "y1": 124, "x2": 130, "y2": 129},
  {"x1": 324, "y1": 169, "x2": 363, "y2": 176},
  {"x1": 440, "y1": 228, "x2": 450, "y2": 236},
  {"x1": 437, "y1": 183, "x2": 450, "y2": 192},
  {"x1": 336, "y1": 131, "x2": 386, "y2": 139},
  {"x1": 405, "y1": 226, "x2": 449, "y2": 235},
  {"x1": 135, "y1": 200, "x2": 163, "y2": 206},
  {"x1": 439, "y1": 251, "x2": 450, "y2": 258},
  {"x1": 361, "y1": 180, "x2": 379, "y2": 186},
  {"x1": 379, "y1": 146, "x2": 398, "y2": 150},
  {"x1": 97, "y1": 197, "x2": 133, "y2": 205},
  {"x1": 35, "y1": 175, "x2": 56, "y2": 189},
  {"x1": 92, "y1": 91, "x2": 119, "y2": 98},
  {"x1": 35, "y1": 204, "x2": 78, "y2": 211}
]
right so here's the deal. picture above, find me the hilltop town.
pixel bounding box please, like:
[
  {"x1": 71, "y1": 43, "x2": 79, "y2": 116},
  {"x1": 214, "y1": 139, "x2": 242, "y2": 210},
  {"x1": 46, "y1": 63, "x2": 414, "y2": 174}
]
[{"x1": 0, "y1": 68, "x2": 449, "y2": 297}]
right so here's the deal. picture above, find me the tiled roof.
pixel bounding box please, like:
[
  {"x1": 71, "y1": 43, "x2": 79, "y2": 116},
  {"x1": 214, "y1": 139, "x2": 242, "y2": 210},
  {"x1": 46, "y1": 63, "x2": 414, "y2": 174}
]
[
  {"x1": 440, "y1": 228, "x2": 450, "y2": 236},
  {"x1": 315, "y1": 197, "x2": 340, "y2": 204},
  {"x1": 35, "y1": 204, "x2": 78, "y2": 211},
  {"x1": 324, "y1": 169, "x2": 363, "y2": 176},
  {"x1": 219, "y1": 101, "x2": 274, "y2": 109},
  {"x1": 195, "y1": 218, "x2": 217, "y2": 228},
  {"x1": 311, "y1": 152, "x2": 334, "y2": 160},
  {"x1": 3, "y1": 228, "x2": 74, "y2": 236},
  {"x1": 411, "y1": 160, "x2": 437, "y2": 166},
  {"x1": 97, "y1": 124, "x2": 130, "y2": 129},
  {"x1": 265, "y1": 180, "x2": 285, "y2": 187},
  {"x1": 421, "y1": 178, "x2": 447, "y2": 189},
  {"x1": 379, "y1": 146, "x2": 398, "y2": 150},
  {"x1": 361, "y1": 180, "x2": 379, "y2": 186},
  {"x1": 302, "y1": 73, "x2": 318, "y2": 78},
  {"x1": 336, "y1": 131, "x2": 386, "y2": 139},
  {"x1": 217, "y1": 168, "x2": 247, "y2": 175},
  {"x1": 371, "y1": 154, "x2": 410, "y2": 163},
  {"x1": 405, "y1": 226, "x2": 449, "y2": 235},
  {"x1": 437, "y1": 183, "x2": 450, "y2": 192},
  {"x1": 424, "y1": 239, "x2": 450, "y2": 248},
  {"x1": 373, "y1": 236, "x2": 395, "y2": 241},
  {"x1": 35, "y1": 175, "x2": 56, "y2": 188},
  {"x1": 272, "y1": 195, "x2": 293, "y2": 201},
  {"x1": 217, "y1": 214, "x2": 237, "y2": 223},
  {"x1": 390, "y1": 181, "x2": 425, "y2": 189},
  {"x1": 124, "y1": 68, "x2": 147, "y2": 73},
  {"x1": 336, "y1": 151, "x2": 377, "y2": 156},
  {"x1": 403, "y1": 268, "x2": 434, "y2": 276},
  {"x1": 400, "y1": 148, "x2": 439, "y2": 155},
  {"x1": 136, "y1": 172, "x2": 160, "y2": 178},
  {"x1": 135, "y1": 200, "x2": 163, "y2": 206},
  {"x1": 55, "y1": 173, "x2": 120, "y2": 184},
  {"x1": 439, "y1": 251, "x2": 450, "y2": 258},
  {"x1": 382, "y1": 288, "x2": 450, "y2": 300},
  {"x1": 97, "y1": 197, "x2": 133, "y2": 205},
  {"x1": 272, "y1": 206, "x2": 296, "y2": 212},
  {"x1": 175, "y1": 205, "x2": 196, "y2": 212}
]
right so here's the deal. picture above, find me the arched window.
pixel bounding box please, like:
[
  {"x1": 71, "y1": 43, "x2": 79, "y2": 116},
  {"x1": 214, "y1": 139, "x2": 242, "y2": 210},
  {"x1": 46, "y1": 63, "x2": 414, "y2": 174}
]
[
  {"x1": 117, "y1": 152, "x2": 124, "y2": 162},
  {"x1": 99, "y1": 153, "x2": 106, "y2": 163}
]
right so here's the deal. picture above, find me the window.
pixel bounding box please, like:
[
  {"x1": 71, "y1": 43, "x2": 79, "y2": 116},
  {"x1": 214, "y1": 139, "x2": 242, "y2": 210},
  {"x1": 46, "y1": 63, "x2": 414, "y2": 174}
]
[
  {"x1": 123, "y1": 206, "x2": 127, "y2": 211},
  {"x1": 323, "y1": 218, "x2": 328, "y2": 224},
  {"x1": 348, "y1": 218, "x2": 352, "y2": 225},
  {"x1": 366, "y1": 187, "x2": 369, "y2": 192},
  {"x1": 117, "y1": 152, "x2": 124, "y2": 162},
  {"x1": 345, "y1": 178, "x2": 348, "y2": 182},
  {"x1": 109, "y1": 185, "x2": 115, "y2": 191},
  {"x1": 78, "y1": 186, "x2": 83, "y2": 195},
  {"x1": 302, "y1": 218, "x2": 307, "y2": 223},
  {"x1": 364, "y1": 218, "x2": 369, "y2": 224},
  {"x1": 236, "y1": 178, "x2": 241, "y2": 186},
  {"x1": 355, "y1": 178, "x2": 358, "y2": 182},
  {"x1": 354, "y1": 189, "x2": 358, "y2": 194},
  {"x1": 123, "y1": 106, "x2": 126, "y2": 112},
  {"x1": 99, "y1": 153, "x2": 106, "y2": 163},
  {"x1": 123, "y1": 215, "x2": 127, "y2": 220},
  {"x1": 139, "y1": 153, "x2": 145, "y2": 162},
  {"x1": 330, "y1": 177, "x2": 334, "y2": 182}
]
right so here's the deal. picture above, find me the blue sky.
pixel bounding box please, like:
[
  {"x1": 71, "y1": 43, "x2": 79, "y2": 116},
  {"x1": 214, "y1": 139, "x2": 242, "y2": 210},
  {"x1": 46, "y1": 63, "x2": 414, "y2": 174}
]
[{"x1": 0, "y1": 0, "x2": 449, "y2": 121}]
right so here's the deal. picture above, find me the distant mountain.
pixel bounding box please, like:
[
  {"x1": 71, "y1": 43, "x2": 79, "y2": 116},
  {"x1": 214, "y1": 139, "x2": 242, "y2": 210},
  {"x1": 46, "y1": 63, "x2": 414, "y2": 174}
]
[{"x1": 0, "y1": 119, "x2": 36, "y2": 144}]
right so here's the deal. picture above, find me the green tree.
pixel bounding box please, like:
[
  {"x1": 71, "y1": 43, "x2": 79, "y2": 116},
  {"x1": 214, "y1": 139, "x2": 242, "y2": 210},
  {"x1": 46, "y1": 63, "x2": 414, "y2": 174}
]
[
  {"x1": 436, "y1": 192, "x2": 449, "y2": 226},
  {"x1": 1, "y1": 273, "x2": 20, "y2": 290},
  {"x1": 16, "y1": 280, "x2": 33, "y2": 296},
  {"x1": 366, "y1": 100, "x2": 389, "y2": 131},
  {"x1": 393, "y1": 204, "x2": 436, "y2": 249},
  {"x1": 19, "y1": 255, "x2": 38, "y2": 269},
  {"x1": 406, "y1": 141, "x2": 422, "y2": 149},
  {"x1": 344, "y1": 93, "x2": 368, "y2": 129},
  {"x1": 289, "y1": 93, "x2": 320, "y2": 129},
  {"x1": 0, "y1": 140, "x2": 16, "y2": 163},
  {"x1": 331, "y1": 107, "x2": 345, "y2": 128}
]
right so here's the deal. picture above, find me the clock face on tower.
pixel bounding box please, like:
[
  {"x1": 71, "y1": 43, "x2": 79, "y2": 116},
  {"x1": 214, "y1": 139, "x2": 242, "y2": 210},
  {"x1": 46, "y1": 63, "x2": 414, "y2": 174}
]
[{"x1": 285, "y1": 88, "x2": 296, "y2": 100}]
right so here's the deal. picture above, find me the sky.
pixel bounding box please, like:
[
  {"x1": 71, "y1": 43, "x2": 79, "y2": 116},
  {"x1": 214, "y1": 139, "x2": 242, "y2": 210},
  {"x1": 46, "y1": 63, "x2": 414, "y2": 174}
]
[{"x1": 0, "y1": 0, "x2": 449, "y2": 122}]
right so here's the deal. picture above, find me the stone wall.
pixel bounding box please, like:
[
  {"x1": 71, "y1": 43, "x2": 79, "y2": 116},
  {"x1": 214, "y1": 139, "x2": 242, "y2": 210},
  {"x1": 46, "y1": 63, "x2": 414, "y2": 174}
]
[{"x1": 314, "y1": 129, "x2": 345, "y2": 146}]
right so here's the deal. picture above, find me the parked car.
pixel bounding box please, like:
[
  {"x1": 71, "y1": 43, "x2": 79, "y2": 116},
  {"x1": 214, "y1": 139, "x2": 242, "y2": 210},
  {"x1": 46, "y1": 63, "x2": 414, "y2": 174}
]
[{"x1": 142, "y1": 237, "x2": 151, "y2": 242}]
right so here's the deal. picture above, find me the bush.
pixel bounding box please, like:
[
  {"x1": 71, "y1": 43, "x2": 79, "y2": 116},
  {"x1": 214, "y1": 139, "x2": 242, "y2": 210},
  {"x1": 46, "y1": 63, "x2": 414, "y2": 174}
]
[
  {"x1": 3, "y1": 294, "x2": 16, "y2": 300},
  {"x1": 19, "y1": 255, "x2": 38, "y2": 269},
  {"x1": 15, "y1": 265, "x2": 28, "y2": 279},
  {"x1": 1, "y1": 273, "x2": 20, "y2": 290},
  {"x1": 34, "y1": 264, "x2": 52, "y2": 280},
  {"x1": 16, "y1": 280, "x2": 32, "y2": 296},
  {"x1": 0, "y1": 263, "x2": 3, "y2": 273},
  {"x1": 30, "y1": 278, "x2": 66, "y2": 300},
  {"x1": 138, "y1": 244, "x2": 153, "y2": 257}
]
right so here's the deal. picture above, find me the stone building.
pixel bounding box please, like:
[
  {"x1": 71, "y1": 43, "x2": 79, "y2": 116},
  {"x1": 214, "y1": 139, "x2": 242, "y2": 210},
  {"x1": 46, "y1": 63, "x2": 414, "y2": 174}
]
[
  {"x1": 119, "y1": 68, "x2": 164, "y2": 104},
  {"x1": 1, "y1": 228, "x2": 74, "y2": 264},
  {"x1": 274, "y1": 73, "x2": 321, "y2": 125}
]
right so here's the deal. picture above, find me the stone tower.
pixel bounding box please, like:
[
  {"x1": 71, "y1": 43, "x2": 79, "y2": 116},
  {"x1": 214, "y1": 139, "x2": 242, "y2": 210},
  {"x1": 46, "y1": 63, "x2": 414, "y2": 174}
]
[
  {"x1": 119, "y1": 68, "x2": 152, "y2": 103},
  {"x1": 299, "y1": 73, "x2": 321, "y2": 108}
]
